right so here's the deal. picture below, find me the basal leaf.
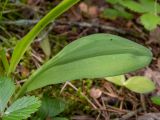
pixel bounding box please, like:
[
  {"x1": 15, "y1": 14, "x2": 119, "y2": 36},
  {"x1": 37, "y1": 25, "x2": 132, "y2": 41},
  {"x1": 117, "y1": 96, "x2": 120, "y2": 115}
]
[
  {"x1": 124, "y1": 76, "x2": 155, "y2": 93},
  {"x1": 23, "y1": 34, "x2": 152, "y2": 92},
  {"x1": 0, "y1": 77, "x2": 15, "y2": 113},
  {"x1": 105, "y1": 75, "x2": 125, "y2": 86},
  {"x1": 2, "y1": 96, "x2": 41, "y2": 120}
]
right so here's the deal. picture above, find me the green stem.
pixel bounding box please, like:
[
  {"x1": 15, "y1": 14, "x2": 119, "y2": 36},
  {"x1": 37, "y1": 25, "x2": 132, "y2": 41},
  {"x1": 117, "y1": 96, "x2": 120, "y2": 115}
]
[
  {"x1": 13, "y1": 0, "x2": 80, "y2": 100},
  {"x1": 8, "y1": 0, "x2": 80, "y2": 75}
]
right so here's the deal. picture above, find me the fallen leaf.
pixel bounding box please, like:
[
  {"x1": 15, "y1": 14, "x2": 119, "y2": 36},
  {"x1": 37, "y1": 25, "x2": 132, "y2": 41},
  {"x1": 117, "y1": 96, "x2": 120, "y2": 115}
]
[{"x1": 90, "y1": 88, "x2": 102, "y2": 99}]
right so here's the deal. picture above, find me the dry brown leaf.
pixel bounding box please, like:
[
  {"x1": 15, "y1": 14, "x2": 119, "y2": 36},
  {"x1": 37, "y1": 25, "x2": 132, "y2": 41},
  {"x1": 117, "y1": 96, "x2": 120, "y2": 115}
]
[
  {"x1": 90, "y1": 88, "x2": 102, "y2": 99},
  {"x1": 88, "y1": 6, "x2": 99, "y2": 18},
  {"x1": 79, "y1": 2, "x2": 88, "y2": 13}
]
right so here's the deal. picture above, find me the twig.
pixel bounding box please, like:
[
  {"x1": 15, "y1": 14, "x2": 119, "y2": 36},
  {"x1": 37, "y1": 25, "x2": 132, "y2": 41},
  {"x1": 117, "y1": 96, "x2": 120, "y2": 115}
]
[
  {"x1": 113, "y1": 108, "x2": 143, "y2": 120},
  {"x1": 61, "y1": 81, "x2": 98, "y2": 109},
  {"x1": 0, "y1": 19, "x2": 141, "y2": 38}
]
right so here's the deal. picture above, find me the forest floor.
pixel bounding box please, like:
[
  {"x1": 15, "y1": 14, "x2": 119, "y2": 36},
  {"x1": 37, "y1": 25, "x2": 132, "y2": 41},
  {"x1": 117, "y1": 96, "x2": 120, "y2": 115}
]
[{"x1": 1, "y1": 0, "x2": 160, "y2": 120}]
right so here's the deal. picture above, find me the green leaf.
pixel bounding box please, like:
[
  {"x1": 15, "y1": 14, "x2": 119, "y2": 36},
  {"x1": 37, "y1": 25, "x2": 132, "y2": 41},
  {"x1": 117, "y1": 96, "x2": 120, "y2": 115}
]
[
  {"x1": 0, "y1": 61, "x2": 4, "y2": 75},
  {"x1": 106, "y1": 0, "x2": 160, "y2": 14},
  {"x1": 140, "y1": 13, "x2": 160, "y2": 30},
  {"x1": 2, "y1": 96, "x2": 41, "y2": 120},
  {"x1": 119, "y1": 0, "x2": 160, "y2": 14},
  {"x1": 105, "y1": 0, "x2": 120, "y2": 4},
  {"x1": 0, "y1": 77, "x2": 15, "y2": 113},
  {"x1": 40, "y1": 37, "x2": 51, "y2": 59},
  {"x1": 151, "y1": 96, "x2": 160, "y2": 105},
  {"x1": 105, "y1": 75, "x2": 125, "y2": 86},
  {"x1": 0, "y1": 48, "x2": 9, "y2": 73},
  {"x1": 102, "y1": 8, "x2": 133, "y2": 20},
  {"x1": 38, "y1": 96, "x2": 66, "y2": 119},
  {"x1": 52, "y1": 117, "x2": 69, "y2": 120},
  {"x1": 119, "y1": 0, "x2": 145, "y2": 13},
  {"x1": 7, "y1": 0, "x2": 80, "y2": 75},
  {"x1": 20, "y1": 33, "x2": 153, "y2": 92},
  {"x1": 124, "y1": 76, "x2": 155, "y2": 93}
]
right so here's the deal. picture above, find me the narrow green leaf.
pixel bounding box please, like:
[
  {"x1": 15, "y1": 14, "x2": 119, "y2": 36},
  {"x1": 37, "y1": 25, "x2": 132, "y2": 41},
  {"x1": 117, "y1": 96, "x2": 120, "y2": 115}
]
[
  {"x1": 53, "y1": 117, "x2": 68, "y2": 120},
  {"x1": 2, "y1": 96, "x2": 41, "y2": 120},
  {"x1": 0, "y1": 61, "x2": 4, "y2": 75},
  {"x1": 105, "y1": 75, "x2": 125, "y2": 86},
  {"x1": 151, "y1": 96, "x2": 160, "y2": 105},
  {"x1": 124, "y1": 76, "x2": 155, "y2": 93},
  {"x1": 8, "y1": 0, "x2": 80, "y2": 75},
  {"x1": 119, "y1": 0, "x2": 145, "y2": 13},
  {"x1": 40, "y1": 38, "x2": 51, "y2": 59},
  {"x1": 0, "y1": 48, "x2": 9, "y2": 73},
  {"x1": 21, "y1": 33, "x2": 152, "y2": 92},
  {"x1": 0, "y1": 77, "x2": 15, "y2": 113},
  {"x1": 140, "y1": 13, "x2": 160, "y2": 30},
  {"x1": 102, "y1": 8, "x2": 133, "y2": 20},
  {"x1": 38, "y1": 96, "x2": 66, "y2": 119},
  {"x1": 106, "y1": 0, "x2": 120, "y2": 4}
]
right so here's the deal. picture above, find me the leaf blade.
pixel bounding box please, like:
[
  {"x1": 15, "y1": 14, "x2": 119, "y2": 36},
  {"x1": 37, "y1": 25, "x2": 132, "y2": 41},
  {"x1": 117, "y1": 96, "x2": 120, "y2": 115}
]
[
  {"x1": 37, "y1": 96, "x2": 66, "y2": 119},
  {"x1": 7, "y1": 0, "x2": 80, "y2": 75},
  {"x1": 2, "y1": 96, "x2": 41, "y2": 120},
  {"x1": 140, "y1": 13, "x2": 160, "y2": 30},
  {"x1": 124, "y1": 76, "x2": 155, "y2": 93},
  {"x1": 23, "y1": 34, "x2": 152, "y2": 92},
  {"x1": 0, "y1": 77, "x2": 15, "y2": 113},
  {"x1": 105, "y1": 75, "x2": 126, "y2": 86}
]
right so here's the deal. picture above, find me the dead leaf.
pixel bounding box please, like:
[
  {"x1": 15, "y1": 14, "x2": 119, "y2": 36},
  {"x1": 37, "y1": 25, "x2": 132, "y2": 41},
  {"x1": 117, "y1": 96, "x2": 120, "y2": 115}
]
[
  {"x1": 148, "y1": 27, "x2": 160, "y2": 44},
  {"x1": 88, "y1": 6, "x2": 99, "y2": 18},
  {"x1": 79, "y1": 2, "x2": 88, "y2": 13},
  {"x1": 90, "y1": 88, "x2": 102, "y2": 99}
]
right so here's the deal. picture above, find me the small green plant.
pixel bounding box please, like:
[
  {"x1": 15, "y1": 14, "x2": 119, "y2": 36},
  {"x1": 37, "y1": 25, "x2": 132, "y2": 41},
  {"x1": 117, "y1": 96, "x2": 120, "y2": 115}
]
[
  {"x1": 0, "y1": 0, "x2": 154, "y2": 119},
  {"x1": 0, "y1": 0, "x2": 80, "y2": 119},
  {"x1": 103, "y1": 0, "x2": 160, "y2": 30},
  {"x1": 0, "y1": 77, "x2": 41, "y2": 119},
  {"x1": 105, "y1": 75, "x2": 155, "y2": 93},
  {"x1": 36, "y1": 96, "x2": 68, "y2": 120},
  {"x1": 151, "y1": 96, "x2": 160, "y2": 105}
]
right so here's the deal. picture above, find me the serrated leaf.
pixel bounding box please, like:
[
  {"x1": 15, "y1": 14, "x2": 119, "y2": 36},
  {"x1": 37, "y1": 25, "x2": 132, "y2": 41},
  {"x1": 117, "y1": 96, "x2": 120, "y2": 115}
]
[
  {"x1": 38, "y1": 96, "x2": 66, "y2": 119},
  {"x1": 119, "y1": 0, "x2": 145, "y2": 13},
  {"x1": 119, "y1": 0, "x2": 160, "y2": 14},
  {"x1": 0, "y1": 77, "x2": 15, "y2": 113},
  {"x1": 24, "y1": 34, "x2": 152, "y2": 92},
  {"x1": 124, "y1": 76, "x2": 155, "y2": 93},
  {"x1": 2, "y1": 96, "x2": 41, "y2": 120},
  {"x1": 140, "y1": 13, "x2": 160, "y2": 30},
  {"x1": 151, "y1": 96, "x2": 160, "y2": 105},
  {"x1": 105, "y1": 75, "x2": 125, "y2": 86}
]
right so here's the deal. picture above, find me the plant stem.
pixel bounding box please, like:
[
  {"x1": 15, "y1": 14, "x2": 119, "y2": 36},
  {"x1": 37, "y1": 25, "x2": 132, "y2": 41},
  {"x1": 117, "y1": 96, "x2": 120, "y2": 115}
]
[{"x1": 13, "y1": 0, "x2": 80, "y2": 100}]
